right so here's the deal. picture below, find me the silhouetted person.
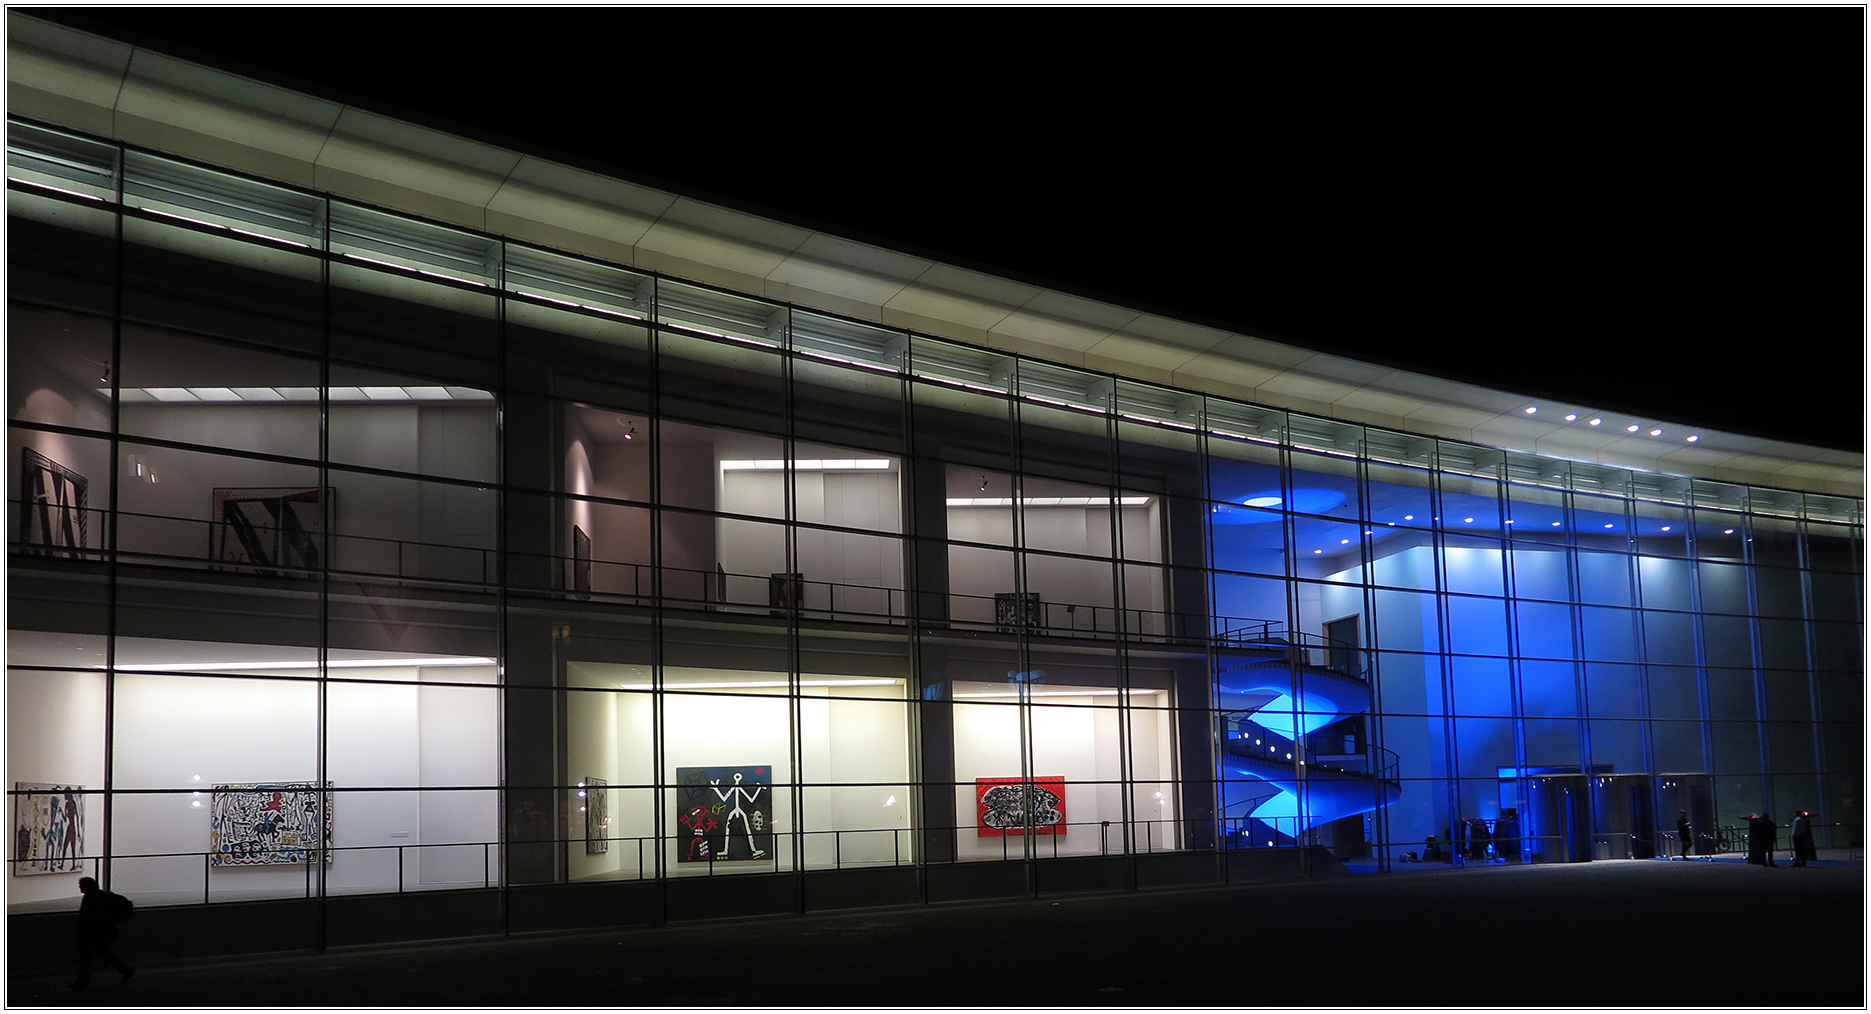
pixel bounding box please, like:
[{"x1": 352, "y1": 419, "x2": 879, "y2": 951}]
[
  {"x1": 1424, "y1": 835, "x2": 1448, "y2": 863},
  {"x1": 1495, "y1": 812, "x2": 1520, "y2": 862},
  {"x1": 72, "y1": 876, "x2": 133, "y2": 989},
  {"x1": 1676, "y1": 810, "x2": 1692, "y2": 859},
  {"x1": 1748, "y1": 813, "x2": 1779, "y2": 867},
  {"x1": 1792, "y1": 810, "x2": 1816, "y2": 866}
]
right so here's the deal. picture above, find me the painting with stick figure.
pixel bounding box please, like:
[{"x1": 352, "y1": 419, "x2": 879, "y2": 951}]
[
  {"x1": 12, "y1": 783, "x2": 84, "y2": 875},
  {"x1": 674, "y1": 765, "x2": 773, "y2": 863}
]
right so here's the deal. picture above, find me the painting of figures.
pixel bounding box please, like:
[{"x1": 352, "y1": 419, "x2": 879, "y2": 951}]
[
  {"x1": 976, "y1": 776, "x2": 1067, "y2": 837},
  {"x1": 210, "y1": 782, "x2": 332, "y2": 866},
  {"x1": 674, "y1": 765, "x2": 773, "y2": 863},
  {"x1": 12, "y1": 783, "x2": 83, "y2": 875},
  {"x1": 583, "y1": 776, "x2": 609, "y2": 854}
]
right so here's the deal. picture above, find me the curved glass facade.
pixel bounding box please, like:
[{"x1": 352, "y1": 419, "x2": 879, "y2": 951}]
[{"x1": 8, "y1": 118, "x2": 1861, "y2": 914}]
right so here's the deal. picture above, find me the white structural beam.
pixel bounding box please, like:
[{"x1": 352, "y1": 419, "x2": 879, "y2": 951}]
[{"x1": 6, "y1": 12, "x2": 1860, "y2": 497}]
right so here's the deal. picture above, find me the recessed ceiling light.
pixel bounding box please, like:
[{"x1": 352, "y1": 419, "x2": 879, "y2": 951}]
[
  {"x1": 1243, "y1": 496, "x2": 1283, "y2": 508},
  {"x1": 1725, "y1": 528, "x2": 1736, "y2": 534},
  {"x1": 1604, "y1": 524, "x2": 1614, "y2": 529},
  {"x1": 1564, "y1": 413, "x2": 1578, "y2": 422},
  {"x1": 1524, "y1": 406, "x2": 1538, "y2": 414},
  {"x1": 1588, "y1": 418, "x2": 1602, "y2": 426},
  {"x1": 1551, "y1": 521, "x2": 1562, "y2": 527},
  {"x1": 1626, "y1": 425, "x2": 1640, "y2": 433},
  {"x1": 1649, "y1": 428, "x2": 1663, "y2": 437},
  {"x1": 1403, "y1": 515, "x2": 1414, "y2": 520},
  {"x1": 1686, "y1": 435, "x2": 1699, "y2": 443},
  {"x1": 1661, "y1": 526, "x2": 1672, "y2": 531}
]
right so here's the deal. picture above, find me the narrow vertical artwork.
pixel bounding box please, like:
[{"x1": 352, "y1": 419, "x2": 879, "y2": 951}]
[
  {"x1": 210, "y1": 782, "x2": 333, "y2": 866},
  {"x1": 976, "y1": 776, "x2": 1067, "y2": 836},
  {"x1": 12, "y1": 783, "x2": 83, "y2": 875},
  {"x1": 572, "y1": 525, "x2": 592, "y2": 595},
  {"x1": 675, "y1": 766, "x2": 773, "y2": 862},
  {"x1": 583, "y1": 776, "x2": 609, "y2": 854}
]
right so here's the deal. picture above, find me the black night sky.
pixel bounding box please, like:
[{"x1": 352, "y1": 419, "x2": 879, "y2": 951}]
[{"x1": 35, "y1": 9, "x2": 1866, "y2": 452}]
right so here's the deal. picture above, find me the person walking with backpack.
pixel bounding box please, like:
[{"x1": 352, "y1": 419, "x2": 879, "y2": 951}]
[{"x1": 71, "y1": 876, "x2": 134, "y2": 989}]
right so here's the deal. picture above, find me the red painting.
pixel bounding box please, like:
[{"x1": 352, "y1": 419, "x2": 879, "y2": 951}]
[{"x1": 975, "y1": 776, "x2": 1067, "y2": 837}]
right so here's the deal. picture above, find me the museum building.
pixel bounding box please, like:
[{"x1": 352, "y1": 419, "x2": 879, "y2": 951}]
[{"x1": 5, "y1": 14, "x2": 1863, "y2": 961}]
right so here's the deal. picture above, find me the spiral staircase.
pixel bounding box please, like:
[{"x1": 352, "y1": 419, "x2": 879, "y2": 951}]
[{"x1": 1216, "y1": 622, "x2": 1401, "y2": 847}]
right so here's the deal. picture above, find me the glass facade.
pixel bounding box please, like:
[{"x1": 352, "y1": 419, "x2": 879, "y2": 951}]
[{"x1": 7, "y1": 118, "x2": 1862, "y2": 914}]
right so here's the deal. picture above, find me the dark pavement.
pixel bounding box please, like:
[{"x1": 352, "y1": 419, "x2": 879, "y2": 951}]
[{"x1": 8, "y1": 856, "x2": 1862, "y2": 1008}]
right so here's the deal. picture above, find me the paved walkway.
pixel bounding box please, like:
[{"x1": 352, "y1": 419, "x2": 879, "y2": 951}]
[{"x1": 9, "y1": 855, "x2": 1862, "y2": 1008}]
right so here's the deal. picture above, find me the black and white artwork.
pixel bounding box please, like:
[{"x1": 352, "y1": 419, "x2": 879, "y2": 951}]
[
  {"x1": 18, "y1": 449, "x2": 87, "y2": 557},
  {"x1": 674, "y1": 765, "x2": 773, "y2": 863},
  {"x1": 12, "y1": 782, "x2": 83, "y2": 875},
  {"x1": 210, "y1": 487, "x2": 328, "y2": 574},
  {"x1": 582, "y1": 776, "x2": 609, "y2": 854},
  {"x1": 210, "y1": 782, "x2": 332, "y2": 866}
]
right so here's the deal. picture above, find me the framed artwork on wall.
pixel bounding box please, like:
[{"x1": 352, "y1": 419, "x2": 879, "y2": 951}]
[
  {"x1": 12, "y1": 782, "x2": 83, "y2": 875},
  {"x1": 674, "y1": 765, "x2": 772, "y2": 862},
  {"x1": 210, "y1": 487, "x2": 329, "y2": 574},
  {"x1": 582, "y1": 775, "x2": 609, "y2": 854},
  {"x1": 210, "y1": 782, "x2": 333, "y2": 866},
  {"x1": 572, "y1": 525, "x2": 592, "y2": 596},
  {"x1": 976, "y1": 776, "x2": 1067, "y2": 837},
  {"x1": 18, "y1": 449, "x2": 87, "y2": 558}
]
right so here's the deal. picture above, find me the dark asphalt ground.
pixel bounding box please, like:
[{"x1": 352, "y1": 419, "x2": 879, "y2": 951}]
[{"x1": 8, "y1": 855, "x2": 1863, "y2": 1009}]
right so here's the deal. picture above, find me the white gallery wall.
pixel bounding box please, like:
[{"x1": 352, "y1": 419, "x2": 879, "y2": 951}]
[{"x1": 6, "y1": 634, "x2": 499, "y2": 908}]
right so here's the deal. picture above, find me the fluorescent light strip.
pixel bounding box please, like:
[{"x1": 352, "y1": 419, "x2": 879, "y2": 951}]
[
  {"x1": 617, "y1": 678, "x2": 900, "y2": 690},
  {"x1": 116, "y1": 656, "x2": 497, "y2": 673},
  {"x1": 954, "y1": 688, "x2": 1162, "y2": 698},
  {"x1": 946, "y1": 496, "x2": 1152, "y2": 507},
  {"x1": 721, "y1": 459, "x2": 893, "y2": 471},
  {"x1": 105, "y1": 386, "x2": 493, "y2": 403}
]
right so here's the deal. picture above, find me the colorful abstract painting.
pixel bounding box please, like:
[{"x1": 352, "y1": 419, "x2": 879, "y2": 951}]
[
  {"x1": 583, "y1": 775, "x2": 609, "y2": 855},
  {"x1": 675, "y1": 765, "x2": 773, "y2": 862},
  {"x1": 12, "y1": 782, "x2": 83, "y2": 875},
  {"x1": 210, "y1": 782, "x2": 332, "y2": 866},
  {"x1": 976, "y1": 776, "x2": 1067, "y2": 837}
]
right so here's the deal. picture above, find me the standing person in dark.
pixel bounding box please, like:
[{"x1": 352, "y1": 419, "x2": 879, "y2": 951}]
[
  {"x1": 72, "y1": 876, "x2": 134, "y2": 989},
  {"x1": 1754, "y1": 813, "x2": 1779, "y2": 867},
  {"x1": 1791, "y1": 810, "x2": 1816, "y2": 866},
  {"x1": 1676, "y1": 810, "x2": 1692, "y2": 859},
  {"x1": 1745, "y1": 813, "x2": 1765, "y2": 864}
]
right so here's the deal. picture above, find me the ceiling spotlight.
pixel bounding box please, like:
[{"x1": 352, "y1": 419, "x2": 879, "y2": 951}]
[
  {"x1": 1403, "y1": 515, "x2": 1414, "y2": 521},
  {"x1": 1524, "y1": 406, "x2": 1538, "y2": 415},
  {"x1": 1340, "y1": 538, "x2": 1350, "y2": 544},
  {"x1": 979, "y1": 475, "x2": 989, "y2": 492},
  {"x1": 1463, "y1": 517, "x2": 1474, "y2": 523},
  {"x1": 1588, "y1": 418, "x2": 1602, "y2": 427},
  {"x1": 1626, "y1": 424, "x2": 1640, "y2": 433},
  {"x1": 1724, "y1": 528, "x2": 1736, "y2": 535},
  {"x1": 1686, "y1": 435, "x2": 1699, "y2": 443},
  {"x1": 1564, "y1": 413, "x2": 1578, "y2": 422},
  {"x1": 1312, "y1": 549, "x2": 1323, "y2": 554},
  {"x1": 619, "y1": 419, "x2": 636, "y2": 440},
  {"x1": 1661, "y1": 526, "x2": 1672, "y2": 532},
  {"x1": 1551, "y1": 521, "x2": 1562, "y2": 527},
  {"x1": 1649, "y1": 428, "x2": 1663, "y2": 437},
  {"x1": 1604, "y1": 523, "x2": 1614, "y2": 529}
]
